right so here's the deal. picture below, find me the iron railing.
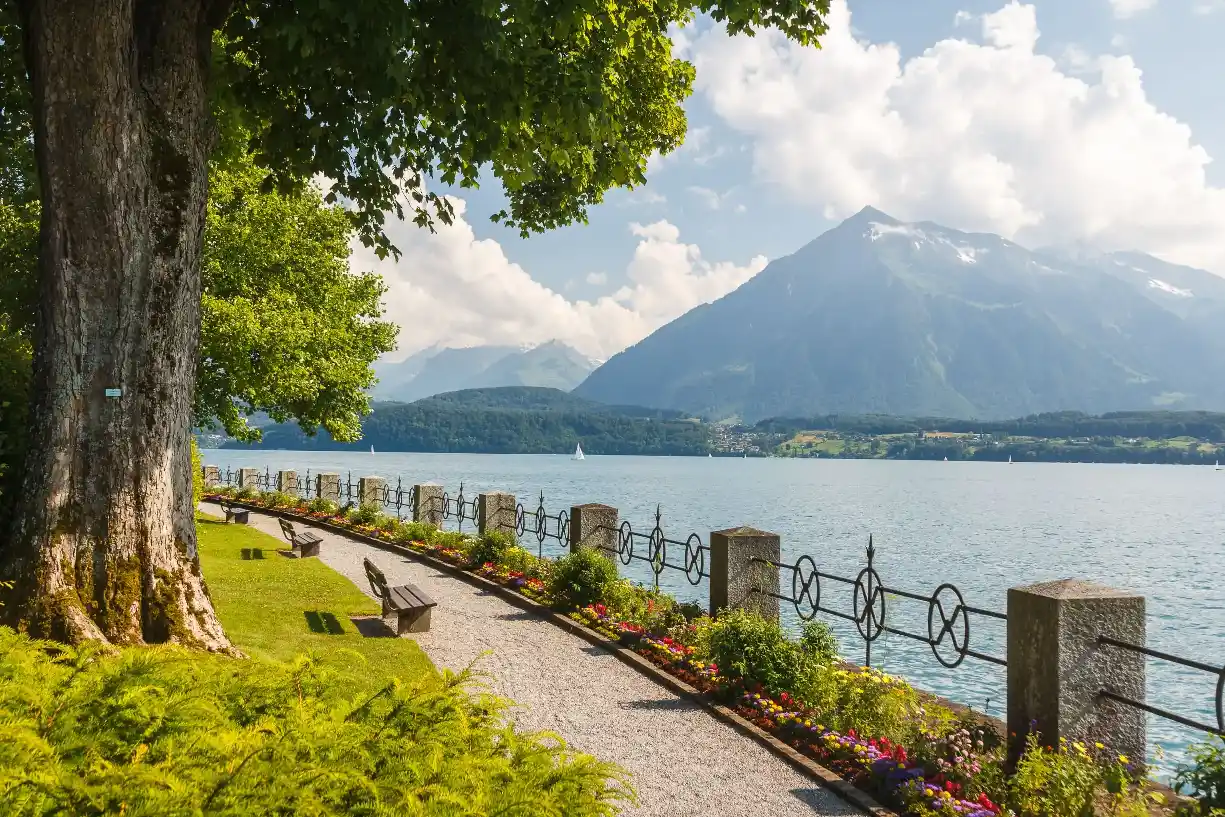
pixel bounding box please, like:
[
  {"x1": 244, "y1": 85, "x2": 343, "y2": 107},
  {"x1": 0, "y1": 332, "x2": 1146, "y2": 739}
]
[
  {"x1": 596, "y1": 506, "x2": 709, "y2": 590},
  {"x1": 1098, "y1": 636, "x2": 1225, "y2": 737},
  {"x1": 751, "y1": 536, "x2": 1007, "y2": 670},
  {"x1": 516, "y1": 492, "x2": 569, "y2": 558}
]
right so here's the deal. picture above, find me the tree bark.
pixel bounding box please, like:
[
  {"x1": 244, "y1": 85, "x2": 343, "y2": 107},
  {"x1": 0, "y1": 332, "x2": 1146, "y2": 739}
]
[{"x1": 2, "y1": 0, "x2": 233, "y2": 650}]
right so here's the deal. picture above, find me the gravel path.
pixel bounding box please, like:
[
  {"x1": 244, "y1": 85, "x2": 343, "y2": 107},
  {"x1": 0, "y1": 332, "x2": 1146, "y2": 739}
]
[{"x1": 204, "y1": 503, "x2": 861, "y2": 817}]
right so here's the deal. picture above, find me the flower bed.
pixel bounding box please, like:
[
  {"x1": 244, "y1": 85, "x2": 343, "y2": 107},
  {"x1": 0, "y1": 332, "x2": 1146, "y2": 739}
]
[{"x1": 204, "y1": 489, "x2": 1195, "y2": 817}]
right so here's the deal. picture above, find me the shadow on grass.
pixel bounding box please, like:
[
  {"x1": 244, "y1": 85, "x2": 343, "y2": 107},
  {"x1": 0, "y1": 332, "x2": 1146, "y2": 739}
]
[
  {"x1": 350, "y1": 615, "x2": 396, "y2": 639},
  {"x1": 304, "y1": 610, "x2": 346, "y2": 635},
  {"x1": 240, "y1": 548, "x2": 265, "y2": 560}
]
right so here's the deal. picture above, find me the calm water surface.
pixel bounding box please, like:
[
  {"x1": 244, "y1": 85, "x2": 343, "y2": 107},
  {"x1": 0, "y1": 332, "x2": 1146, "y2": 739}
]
[{"x1": 206, "y1": 451, "x2": 1224, "y2": 771}]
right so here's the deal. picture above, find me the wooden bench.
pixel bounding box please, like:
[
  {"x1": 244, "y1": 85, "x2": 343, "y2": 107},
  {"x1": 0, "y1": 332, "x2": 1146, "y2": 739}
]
[
  {"x1": 218, "y1": 500, "x2": 249, "y2": 525},
  {"x1": 363, "y1": 558, "x2": 436, "y2": 634},
  {"x1": 279, "y1": 519, "x2": 322, "y2": 558}
]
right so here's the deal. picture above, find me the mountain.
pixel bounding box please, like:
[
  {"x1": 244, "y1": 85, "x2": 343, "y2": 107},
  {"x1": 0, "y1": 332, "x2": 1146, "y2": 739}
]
[
  {"x1": 371, "y1": 341, "x2": 598, "y2": 402},
  {"x1": 574, "y1": 207, "x2": 1225, "y2": 422},
  {"x1": 226, "y1": 387, "x2": 707, "y2": 455}
]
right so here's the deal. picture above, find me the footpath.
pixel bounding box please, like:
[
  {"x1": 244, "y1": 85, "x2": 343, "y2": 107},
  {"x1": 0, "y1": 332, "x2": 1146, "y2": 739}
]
[{"x1": 202, "y1": 502, "x2": 861, "y2": 817}]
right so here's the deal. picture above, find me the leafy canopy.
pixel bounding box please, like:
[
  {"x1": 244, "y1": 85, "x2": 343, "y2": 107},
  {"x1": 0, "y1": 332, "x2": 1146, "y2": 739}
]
[{"x1": 221, "y1": 0, "x2": 832, "y2": 254}]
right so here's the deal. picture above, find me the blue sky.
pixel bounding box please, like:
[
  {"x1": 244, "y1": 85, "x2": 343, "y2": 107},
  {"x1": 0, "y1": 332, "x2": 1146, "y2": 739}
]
[{"x1": 360, "y1": 0, "x2": 1225, "y2": 360}]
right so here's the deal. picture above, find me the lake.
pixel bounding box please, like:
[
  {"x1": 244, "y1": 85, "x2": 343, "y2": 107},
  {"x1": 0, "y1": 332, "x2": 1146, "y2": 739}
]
[{"x1": 204, "y1": 450, "x2": 1224, "y2": 772}]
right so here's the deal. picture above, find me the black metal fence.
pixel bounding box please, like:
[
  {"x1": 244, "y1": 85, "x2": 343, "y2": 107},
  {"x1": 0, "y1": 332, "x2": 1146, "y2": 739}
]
[{"x1": 208, "y1": 464, "x2": 1223, "y2": 744}]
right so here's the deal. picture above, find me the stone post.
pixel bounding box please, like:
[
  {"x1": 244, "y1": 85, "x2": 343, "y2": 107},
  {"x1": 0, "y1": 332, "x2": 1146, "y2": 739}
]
[
  {"x1": 570, "y1": 503, "x2": 619, "y2": 570},
  {"x1": 203, "y1": 465, "x2": 219, "y2": 487},
  {"x1": 478, "y1": 492, "x2": 517, "y2": 537},
  {"x1": 709, "y1": 527, "x2": 780, "y2": 620},
  {"x1": 238, "y1": 468, "x2": 260, "y2": 490},
  {"x1": 277, "y1": 470, "x2": 297, "y2": 493},
  {"x1": 413, "y1": 484, "x2": 443, "y2": 526},
  {"x1": 316, "y1": 472, "x2": 340, "y2": 503},
  {"x1": 1006, "y1": 579, "x2": 1146, "y2": 765},
  {"x1": 359, "y1": 476, "x2": 386, "y2": 508}
]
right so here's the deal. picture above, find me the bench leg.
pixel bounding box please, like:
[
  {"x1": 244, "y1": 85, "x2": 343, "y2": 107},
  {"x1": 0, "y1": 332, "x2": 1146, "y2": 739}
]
[
  {"x1": 299, "y1": 540, "x2": 320, "y2": 558},
  {"x1": 395, "y1": 607, "x2": 431, "y2": 635}
]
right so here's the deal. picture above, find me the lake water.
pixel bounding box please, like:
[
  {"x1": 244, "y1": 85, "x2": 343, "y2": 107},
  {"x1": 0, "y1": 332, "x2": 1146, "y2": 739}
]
[{"x1": 205, "y1": 450, "x2": 1224, "y2": 772}]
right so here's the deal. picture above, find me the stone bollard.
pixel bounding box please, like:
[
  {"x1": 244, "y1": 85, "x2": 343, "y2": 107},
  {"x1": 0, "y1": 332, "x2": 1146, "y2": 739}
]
[
  {"x1": 413, "y1": 484, "x2": 443, "y2": 526},
  {"x1": 203, "y1": 465, "x2": 219, "y2": 487},
  {"x1": 1006, "y1": 579, "x2": 1146, "y2": 766},
  {"x1": 277, "y1": 470, "x2": 297, "y2": 494},
  {"x1": 238, "y1": 468, "x2": 260, "y2": 490},
  {"x1": 478, "y1": 492, "x2": 517, "y2": 537},
  {"x1": 709, "y1": 527, "x2": 781, "y2": 620},
  {"x1": 316, "y1": 472, "x2": 340, "y2": 503},
  {"x1": 570, "y1": 503, "x2": 619, "y2": 570},
  {"x1": 359, "y1": 476, "x2": 386, "y2": 508}
]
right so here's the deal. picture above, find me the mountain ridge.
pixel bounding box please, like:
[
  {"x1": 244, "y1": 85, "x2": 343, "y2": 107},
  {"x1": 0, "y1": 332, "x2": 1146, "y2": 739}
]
[{"x1": 573, "y1": 207, "x2": 1225, "y2": 422}]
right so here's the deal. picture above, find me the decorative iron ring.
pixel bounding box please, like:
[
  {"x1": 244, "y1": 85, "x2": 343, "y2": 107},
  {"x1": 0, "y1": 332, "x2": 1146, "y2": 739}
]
[
  {"x1": 928, "y1": 583, "x2": 970, "y2": 668},
  {"x1": 853, "y1": 567, "x2": 886, "y2": 642},
  {"x1": 528, "y1": 507, "x2": 542, "y2": 543},
  {"x1": 648, "y1": 526, "x2": 665, "y2": 575},
  {"x1": 441, "y1": 492, "x2": 452, "y2": 520},
  {"x1": 793, "y1": 555, "x2": 821, "y2": 621},
  {"x1": 683, "y1": 534, "x2": 704, "y2": 586},
  {"x1": 558, "y1": 510, "x2": 570, "y2": 544},
  {"x1": 514, "y1": 504, "x2": 527, "y2": 538},
  {"x1": 617, "y1": 521, "x2": 634, "y2": 564}
]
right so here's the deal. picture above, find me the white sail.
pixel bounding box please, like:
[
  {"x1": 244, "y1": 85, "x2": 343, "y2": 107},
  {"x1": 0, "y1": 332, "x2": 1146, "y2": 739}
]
[
  {"x1": 1008, "y1": 455, "x2": 1013, "y2": 464},
  {"x1": 573, "y1": 443, "x2": 585, "y2": 461},
  {"x1": 370, "y1": 445, "x2": 375, "y2": 455}
]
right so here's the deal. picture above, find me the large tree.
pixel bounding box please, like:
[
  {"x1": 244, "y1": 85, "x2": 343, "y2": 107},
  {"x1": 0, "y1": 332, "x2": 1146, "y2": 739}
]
[{"x1": 0, "y1": 0, "x2": 829, "y2": 648}]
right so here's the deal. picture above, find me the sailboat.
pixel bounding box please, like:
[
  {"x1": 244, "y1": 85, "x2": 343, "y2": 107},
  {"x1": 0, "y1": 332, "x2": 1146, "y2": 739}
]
[
  {"x1": 370, "y1": 445, "x2": 375, "y2": 455},
  {"x1": 1008, "y1": 455, "x2": 1013, "y2": 464},
  {"x1": 573, "y1": 443, "x2": 585, "y2": 461},
  {"x1": 1216, "y1": 460, "x2": 1221, "y2": 471}
]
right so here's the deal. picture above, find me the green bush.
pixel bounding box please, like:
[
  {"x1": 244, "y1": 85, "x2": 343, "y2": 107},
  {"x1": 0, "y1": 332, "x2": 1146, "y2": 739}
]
[
  {"x1": 235, "y1": 485, "x2": 258, "y2": 500},
  {"x1": 394, "y1": 520, "x2": 437, "y2": 545},
  {"x1": 702, "y1": 608, "x2": 802, "y2": 694},
  {"x1": 189, "y1": 438, "x2": 203, "y2": 509},
  {"x1": 261, "y1": 490, "x2": 300, "y2": 509},
  {"x1": 547, "y1": 547, "x2": 617, "y2": 609},
  {"x1": 306, "y1": 496, "x2": 337, "y2": 514},
  {"x1": 1177, "y1": 736, "x2": 1225, "y2": 813},
  {"x1": 0, "y1": 627, "x2": 633, "y2": 816},
  {"x1": 346, "y1": 502, "x2": 382, "y2": 526},
  {"x1": 798, "y1": 619, "x2": 839, "y2": 664},
  {"x1": 468, "y1": 530, "x2": 516, "y2": 567}
]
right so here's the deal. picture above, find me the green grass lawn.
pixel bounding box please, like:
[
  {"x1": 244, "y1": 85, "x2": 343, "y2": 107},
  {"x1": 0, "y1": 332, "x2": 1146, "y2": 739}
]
[{"x1": 196, "y1": 514, "x2": 436, "y2": 689}]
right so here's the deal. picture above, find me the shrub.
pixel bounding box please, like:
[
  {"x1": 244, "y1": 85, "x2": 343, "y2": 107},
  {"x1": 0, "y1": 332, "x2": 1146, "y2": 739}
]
[
  {"x1": 1006, "y1": 732, "x2": 1152, "y2": 817},
  {"x1": 189, "y1": 438, "x2": 203, "y2": 509},
  {"x1": 793, "y1": 663, "x2": 922, "y2": 745},
  {"x1": 262, "y1": 490, "x2": 300, "y2": 509},
  {"x1": 307, "y1": 497, "x2": 338, "y2": 514},
  {"x1": 1177, "y1": 736, "x2": 1225, "y2": 813},
  {"x1": 468, "y1": 530, "x2": 516, "y2": 567},
  {"x1": 548, "y1": 547, "x2": 617, "y2": 609},
  {"x1": 235, "y1": 485, "x2": 258, "y2": 500},
  {"x1": 394, "y1": 520, "x2": 437, "y2": 545},
  {"x1": 602, "y1": 581, "x2": 688, "y2": 634},
  {"x1": 797, "y1": 619, "x2": 839, "y2": 664},
  {"x1": 431, "y1": 530, "x2": 469, "y2": 551},
  {"x1": 703, "y1": 608, "x2": 802, "y2": 695},
  {"x1": 499, "y1": 545, "x2": 548, "y2": 580},
  {"x1": 0, "y1": 627, "x2": 633, "y2": 816},
  {"x1": 346, "y1": 502, "x2": 382, "y2": 526}
]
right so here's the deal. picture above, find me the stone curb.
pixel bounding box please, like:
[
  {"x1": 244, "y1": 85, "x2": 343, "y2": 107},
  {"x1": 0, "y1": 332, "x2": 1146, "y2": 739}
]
[{"x1": 205, "y1": 499, "x2": 899, "y2": 817}]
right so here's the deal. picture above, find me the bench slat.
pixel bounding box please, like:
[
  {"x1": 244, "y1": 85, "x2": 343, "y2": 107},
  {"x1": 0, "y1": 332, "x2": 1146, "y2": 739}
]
[{"x1": 386, "y1": 583, "x2": 436, "y2": 612}]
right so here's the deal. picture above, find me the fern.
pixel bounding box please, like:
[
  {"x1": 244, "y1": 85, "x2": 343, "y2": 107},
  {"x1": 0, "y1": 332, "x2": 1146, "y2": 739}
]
[{"x1": 0, "y1": 628, "x2": 635, "y2": 816}]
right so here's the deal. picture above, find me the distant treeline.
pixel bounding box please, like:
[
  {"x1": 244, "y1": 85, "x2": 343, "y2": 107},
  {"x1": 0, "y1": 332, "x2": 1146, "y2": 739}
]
[
  {"x1": 754, "y1": 410, "x2": 1225, "y2": 443},
  {"x1": 226, "y1": 398, "x2": 709, "y2": 456},
  {"x1": 886, "y1": 439, "x2": 1220, "y2": 465}
]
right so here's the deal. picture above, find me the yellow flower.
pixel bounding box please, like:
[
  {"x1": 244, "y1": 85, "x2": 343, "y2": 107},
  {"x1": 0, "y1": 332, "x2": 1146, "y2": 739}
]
[
  {"x1": 1095, "y1": 742, "x2": 1105, "y2": 749},
  {"x1": 1118, "y1": 754, "x2": 1130, "y2": 764}
]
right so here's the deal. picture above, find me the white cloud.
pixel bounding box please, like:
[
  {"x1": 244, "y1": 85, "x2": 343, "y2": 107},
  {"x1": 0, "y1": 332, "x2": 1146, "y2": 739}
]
[
  {"x1": 361, "y1": 197, "x2": 767, "y2": 360},
  {"x1": 688, "y1": 185, "x2": 728, "y2": 209},
  {"x1": 1108, "y1": 0, "x2": 1157, "y2": 18},
  {"x1": 1193, "y1": 0, "x2": 1224, "y2": 13},
  {"x1": 687, "y1": 0, "x2": 1225, "y2": 272},
  {"x1": 585, "y1": 271, "x2": 609, "y2": 285}
]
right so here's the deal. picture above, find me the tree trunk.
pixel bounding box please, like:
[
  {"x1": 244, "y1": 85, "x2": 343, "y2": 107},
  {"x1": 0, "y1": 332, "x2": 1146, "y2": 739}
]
[{"x1": 2, "y1": 0, "x2": 233, "y2": 651}]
